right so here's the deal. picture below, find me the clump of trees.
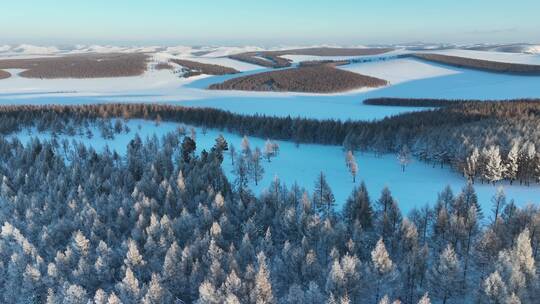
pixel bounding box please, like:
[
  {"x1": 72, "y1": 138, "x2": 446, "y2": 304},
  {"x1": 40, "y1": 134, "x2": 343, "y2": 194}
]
[
  {"x1": 0, "y1": 53, "x2": 149, "y2": 78},
  {"x1": 0, "y1": 100, "x2": 539, "y2": 185},
  {"x1": 0, "y1": 128, "x2": 538, "y2": 303},
  {"x1": 169, "y1": 59, "x2": 239, "y2": 77},
  {"x1": 209, "y1": 64, "x2": 388, "y2": 93},
  {"x1": 0, "y1": 69, "x2": 10, "y2": 80},
  {"x1": 229, "y1": 48, "x2": 393, "y2": 69},
  {"x1": 412, "y1": 53, "x2": 540, "y2": 75}
]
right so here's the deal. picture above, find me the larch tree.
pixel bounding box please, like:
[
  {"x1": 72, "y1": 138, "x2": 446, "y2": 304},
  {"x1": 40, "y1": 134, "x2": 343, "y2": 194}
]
[
  {"x1": 263, "y1": 139, "x2": 279, "y2": 162},
  {"x1": 371, "y1": 238, "x2": 396, "y2": 303},
  {"x1": 491, "y1": 187, "x2": 507, "y2": 228},
  {"x1": 345, "y1": 151, "x2": 358, "y2": 183},
  {"x1": 254, "y1": 252, "x2": 275, "y2": 304},
  {"x1": 483, "y1": 146, "x2": 504, "y2": 185},
  {"x1": 505, "y1": 143, "x2": 520, "y2": 185},
  {"x1": 464, "y1": 148, "x2": 480, "y2": 183},
  {"x1": 250, "y1": 147, "x2": 264, "y2": 186},
  {"x1": 397, "y1": 145, "x2": 412, "y2": 172},
  {"x1": 428, "y1": 244, "x2": 462, "y2": 304}
]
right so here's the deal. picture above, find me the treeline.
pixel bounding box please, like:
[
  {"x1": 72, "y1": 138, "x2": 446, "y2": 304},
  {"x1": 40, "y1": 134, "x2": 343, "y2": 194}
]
[
  {"x1": 169, "y1": 59, "x2": 239, "y2": 77},
  {"x1": 208, "y1": 65, "x2": 387, "y2": 93},
  {"x1": 229, "y1": 48, "x2": 393, "y2": 69},
  {"x1": 229, "y1": 47, "x2": 393, "y2": 68},
  {"x1": 411, "y1": 53, "x2": 540, "y2": 75},
  {"x1": 363, "y1": 98, "x2": 470, "y2": 107},
  {"x1": 1, "y1": 100, "x2": 540, "y2": 185},
  {"x1": 0, "y1": 69, "x2": 10, "y2": 80},
  {"x1": 0, "y1": 53, "x2": 149, "y2": 79},
  {"x1": 229, "y1": 53, "x2": 291, "y2": 68},
  {"x1": 0, "y1": 130, "x2": 538, "y2": 303}
]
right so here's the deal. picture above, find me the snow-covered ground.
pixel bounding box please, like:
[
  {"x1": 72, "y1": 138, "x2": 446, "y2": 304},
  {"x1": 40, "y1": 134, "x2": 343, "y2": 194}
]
[
  {"x1": 339, "y1": 58, "x2": 460, "y2": 85},
  {"x1": 11, "y1": 119, "x2": 540, "y2": 215}
]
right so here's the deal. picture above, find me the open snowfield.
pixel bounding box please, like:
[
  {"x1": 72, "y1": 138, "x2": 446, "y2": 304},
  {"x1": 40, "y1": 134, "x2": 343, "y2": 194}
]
[{"x1": 11, "y1": 119, "x2": 540, "y2": 216}]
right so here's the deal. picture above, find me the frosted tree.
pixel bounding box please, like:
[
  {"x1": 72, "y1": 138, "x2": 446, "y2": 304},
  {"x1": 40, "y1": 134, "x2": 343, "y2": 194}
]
[
  {"x1": 491, "y1": 186, "x2": 507, "y2": 227},
  {"x1": 464, "y1": 148, "x2": 480, "y2": 183},
  {"x1": 397, "y1": 145, "x2": 411, "y2": 172},
  {"x1": 326, "y1": 260, "x2": 346, "y2": 299},
  {"x1": 313, "y1": 172, "x2": 336, "y2": 218},
  {"x1": 197, "y1": 281, "x2": 220, "y2": 304},
  {"x1": 250, "y1": 147, "x2": 264, "y2": 186},
  {"x1": 483, "y1": 146, "x2": 503, "y2": 185},
  {"x1": 505, "y1": 143, "x2": 519, "y2": 185},
  {"x1": 483, "y1": 271, "x2": 508, "y2": 304},
  {"x1": 176, "y1": 170, "x2": 186, "y2": 192},
  {"x1": 62, "y1": 283, "x2": 89, "y2": 304},
  {"x1": 428, "y1": 245, "x2": 462, "y2": 304},
  {"x1": 496, "y1": 229, "x2": 536, "y2": 301},
  {"x1": 124, "y1": 239, "x2": 146, "y2": 280},
  {"x1": 116, "y1": 268, "x2": 141, "y2": 303},
  {"x1": 371, "y1": 238, "x2": 396, "y2": 303},
  {"x1": 417, "y1": 293, "x2": 431, "y2": 304},
  {"x1": 263, "y1": 139, "x2": 279, "y2": 162},
  {"x1": 142, "y1": 273, "x2": 171, "y2": 304},
  {"x1": 345, "y1": 151, "x2": 358, "y2": 183},
  {"x1": 255, "y1": 252, "x2": 275, "y2": 304},
  {"x1": 241, "y1": 135, "x2": 251, "y2": 156}
]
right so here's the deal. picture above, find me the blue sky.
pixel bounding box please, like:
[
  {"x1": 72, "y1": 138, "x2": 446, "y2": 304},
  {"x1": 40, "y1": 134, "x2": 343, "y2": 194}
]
[{"x1": 2, "y1": 0, "x2": 539, "y2": 45}]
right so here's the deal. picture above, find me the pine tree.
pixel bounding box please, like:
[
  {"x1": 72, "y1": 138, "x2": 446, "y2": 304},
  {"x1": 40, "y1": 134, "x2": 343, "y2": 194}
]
[
  {"x1": 343, "y1": 182, "x2": 373, "y2": 229},
  {"x1": 313, "y1": 172, "x2": 335, "y2": 218}
]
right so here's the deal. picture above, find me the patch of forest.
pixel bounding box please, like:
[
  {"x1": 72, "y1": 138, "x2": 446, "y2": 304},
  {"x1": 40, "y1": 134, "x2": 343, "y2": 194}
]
[
  {"x1": 0, "y1": 69, "x2": 10, "y2": 79},
  {"x1": 411, "y1": 53, "x2": 540, "y2": 75},
  {"x1": 1, "y1": 100, "x2": 540, "y2": 186},
  {"x1": 0, "y1": 53, "x2": 149, "y2": 79},
  {"x1": 208, "y1": 64, "x2": 388, "y2": 93},
  {"x1": 169, "y1": 59, "x2": 239, "y2": 77},
  {"x1": 229, "y1": 47, "x2": 393, "y2": 68},
  {"x1": 363, "y1": 98, "x2": 473, "y2": 107},
  {"x1": 0, "y1": 123, "x2": 538, "y2": 303}
]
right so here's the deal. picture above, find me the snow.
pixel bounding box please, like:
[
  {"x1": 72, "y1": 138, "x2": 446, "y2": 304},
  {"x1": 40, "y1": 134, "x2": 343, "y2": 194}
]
[
  {"x1": 339, "y1": 58, "x2": 460, "y2": 85},
  {"x1": 12, "y1": 119, "x2": 540, "y2": 215},
  {"x1": 11, "y1": 44, "x2": 60, "y2": 55}
]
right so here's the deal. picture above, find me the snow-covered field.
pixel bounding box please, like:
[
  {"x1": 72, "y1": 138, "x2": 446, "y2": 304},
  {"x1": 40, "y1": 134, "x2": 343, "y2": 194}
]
[{"x1": 11, "y1": 119, "x2": 540, "y2": 215}]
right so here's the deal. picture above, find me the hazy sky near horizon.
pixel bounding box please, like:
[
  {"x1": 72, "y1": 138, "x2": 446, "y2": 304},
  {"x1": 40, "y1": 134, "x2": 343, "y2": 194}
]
[{"x1": 3, "y1": 1, "x2": 539, "y2": 45}]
